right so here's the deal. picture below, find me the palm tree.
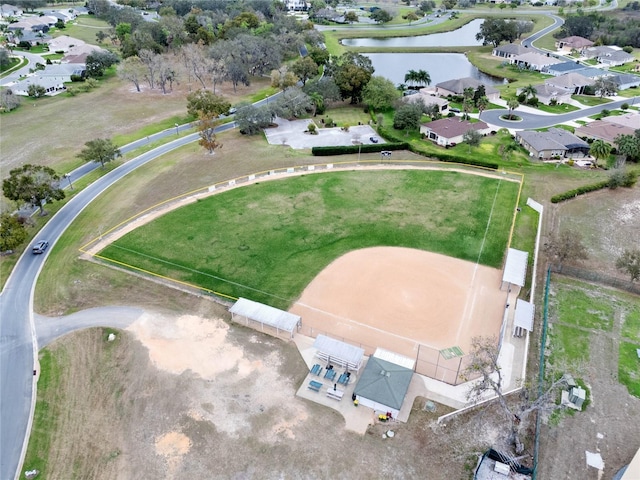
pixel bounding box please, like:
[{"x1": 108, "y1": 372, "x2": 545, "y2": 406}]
[
  {"x1": 404, "y1": 70, "x2": 418, "y2": 87},
  {"x1": 589, "y1": 139, "x2": 611, "y2": 167},
  {"x1": 476, "y1": 96, "x2": 489, "y2": 117},
  {"x1": 415, "y1": 69, "x2": 431, "y2": 87},
  {"x1": 521, "y1": 84, "x2": 537, "y2": 102},
  {"x1": 507, "y1": 99, "x2": 520, "y2": 120}
]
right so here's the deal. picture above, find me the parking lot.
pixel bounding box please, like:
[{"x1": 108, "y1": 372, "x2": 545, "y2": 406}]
[{"x1": 264, "y1": 118, "x2": 383, "y2": 149}]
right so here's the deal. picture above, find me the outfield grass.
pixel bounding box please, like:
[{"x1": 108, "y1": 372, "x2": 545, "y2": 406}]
[{"x1": 98, "y1": 170, "x2": 519, "y2": 309}]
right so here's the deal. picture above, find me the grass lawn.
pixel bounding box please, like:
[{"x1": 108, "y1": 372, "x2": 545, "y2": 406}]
[
  {"x1": 98, "y1": 170, "x2": 520, "y2": 310},
  {"x1": 56, "y1": 15, "x2": 111, "y2": 45},
  {"x1": 619, "y1": 341, "x2": 640, "y2": 397},
  {"x1": 621, "y1": 303, "x2": 640, "y2": 342},
  {"x1": 318, "y1": 105, "x2": 371, "y2": 128},
  {"x1": 572, "y1": 95, "x2": 612, "y2": 107},
  {"x1": 547, "y1": 323, "x2": 591, "y2": 366},
  {"x1": 553, "y1": 283, "x2": 615, "y2": 331},
  {"x1": 535, "y1": 103, "x2": 580, "y2": 114}
]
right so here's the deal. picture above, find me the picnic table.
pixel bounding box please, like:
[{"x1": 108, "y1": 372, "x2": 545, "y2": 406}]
[
  {"x1": 308, "y1": 380, "x2": 323, "y2": 392},
  {"x1": 324, "y1": 369, "x2": 337, "y2": 381},
  {"x1": 310, "y1": 364, "x2": 322, "y2": 376}
]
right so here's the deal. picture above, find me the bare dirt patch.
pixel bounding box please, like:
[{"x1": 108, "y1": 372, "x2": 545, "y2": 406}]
[{"x1": 31, "y1": 312, "x2": 516, "y2": 479}]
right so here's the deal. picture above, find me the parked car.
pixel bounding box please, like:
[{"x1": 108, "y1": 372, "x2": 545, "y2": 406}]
[
  {"x1": 32, "y1": 240, "x2": 49, "y2": 254},
  {"x1": 370, "y1": 136, "x2": 379, "y2": 143},
  {"x1": 228, "y1": 107, "x2": 237, "y2": 115},
  {"x1": 449, "y1": 107, "x2": 461, "y2": 113}
]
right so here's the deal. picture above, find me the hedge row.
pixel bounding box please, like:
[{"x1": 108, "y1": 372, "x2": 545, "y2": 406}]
[
  {"x1": 311, "y1": 142, "x2": 408, "y2": 156},
  {"x1": 550, "y1": 180, "x2": 610, "y2": 203},
  {"x1": 377, "y1": 126, "x2": 499, "y2": 170}
]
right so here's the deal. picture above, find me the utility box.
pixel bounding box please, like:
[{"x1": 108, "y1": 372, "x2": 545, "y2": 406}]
[{"x1": 569, "y1": 386, "x2": 586, "y2": 409}]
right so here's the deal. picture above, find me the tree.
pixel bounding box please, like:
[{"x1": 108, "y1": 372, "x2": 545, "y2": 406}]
[
  {"x1": 405, "y1": 12, "x2": 420, "y2": 23},
  {"x1": 2, "y1": 164, "x2": 65, "y2": 216},
  {"x1": 404, "y1": 69, "x2": 431, "y2": 88},
  {"x1": 344, "y1": 11, "x2": 358, "y2": 23},
  {"x1": 291, "y1": 56, "x2": 318, "y2": 86},
  {"x1": 507, "y1": 98, "x2": 519, "y2": 120},
  {"x1": 117, "y1": 55, "x2": 145, "y2": 92},
  {"x1": 476, "y1": 96, "x2": 489, "y2": 116},
  {"x1": 589, "y1": 139, "x2": 611, "y2": 167},
  {"x1": 0, "y1": 48, "x2": 10, "y2": 70},
  {"x1": 462, "y1": 336, "x2": 570, "y2": 454},
  {"x1": 463, "y1": 129, "x2": 482, "y2": 153},
  {"x1": 0, "y1": 88, "x2": 21, "y2": 112},
  {"x1": 77, "y1": 138, "x2": 121, "y2": 168},
  {"x1": 186, "y1": 89, "x2": 231, "y2": 118},
  {"x1": 593, "y1": 77, "x2": 618, "y2": 98},
  {"x1": 371, "y1": 9, "x2": 393, "y2": 23},
  {"x1": 521, "y1": 84, "x2": 537, "y2": 101},
  {"x1": 561, "y1": 14, "x2": 595, "y2": 38},
  {"x1": 234, "y1": 104, "x2": 273, "y2": 135},
  {"x1": 270, "y1": 88, "x2": 313, "y2": 119},
  {"x1": 331, "y1": 52, "x2": 374, "y2": 104},
  {"x1": 0, "y1": 213, "x2": 28, "y2": 252},
  {"x1": 499, "y1": 141, "x2": 518, "y2": 161},
  {"x1": 393, "y1": 103, "x2": 423, "y2": 131},
  {"x1": 308, "y1": 46, "x2": 330, "y2": 66},
  {"x1": 362, "y1": 76, "x2": 401, "y2": 111},
  {"x1": 271, "y1": 66, "x2": 299, "y2": 90},
  {"x1": 544, "y1": 230, "x2": 589, "y2": 269},
  {"x1": 616, "y1": 249, "x2": 640, "y2": 282},
  {"x1": 476, "y1": 18, "x2": 518, "y2": 47},
  {"x1": 27, "y1": 84, "x2": 46, "y2": 98},
  {"x1": 615, "y1": 130, "x2": 640, "y2": 163},
  {"x1": 85, "y1": 50, "x2": 119, "y2": 78},
  {"x1": 198, "y1": 113, "x2": 222, "y2": 154}
]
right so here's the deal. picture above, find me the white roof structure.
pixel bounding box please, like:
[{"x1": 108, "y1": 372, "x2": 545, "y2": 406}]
[
  {"x1": 374, "y1": 348, "x2": 415, "y2": 370},
  {"x1": 502, "y1": 248, "x2": 529, "y2": 288},
  {"x1": 514, "y1": 299, "x2": 534, "y2": 332},
  {"x1": 229, "y1": 298, "x2": 301, "y2": 338},
  {"x1": 313, "y1": 334, "x2": 365, "y2": 371}
]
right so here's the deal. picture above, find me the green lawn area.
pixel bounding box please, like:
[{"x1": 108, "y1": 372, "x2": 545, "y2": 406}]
[
  {"x1": 572, "y1": 95, "x2": 613, "y2": 107},
  {"x1": 56, "y1": 15, "x2": 111, "y2": 45},
  {"x1": 98, "y1": 170, "x2": 520, "y2": 309},
  {"x1": 535, "y1": 103, "x2": 580, "y2": 114},
  {"x1": 318, "y1": 105, "x2": 371, "y2": 128},
  {"x1": 548, "y1": 276, "x2": 640, "y2": 398}
]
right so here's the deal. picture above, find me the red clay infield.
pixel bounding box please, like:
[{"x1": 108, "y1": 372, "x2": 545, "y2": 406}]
[{"x1": 290, "y1": 247, "x2": 506, "y2": 369}]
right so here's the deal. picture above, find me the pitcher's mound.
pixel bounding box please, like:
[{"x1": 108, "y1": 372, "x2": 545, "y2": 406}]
[{"x1": 290, "y1": 247, "x2": 504, "y2": 359}]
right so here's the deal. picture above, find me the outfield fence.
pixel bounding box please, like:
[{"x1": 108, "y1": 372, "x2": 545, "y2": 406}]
[{"x1": 549, "y1": 264, "x2": 640, "y2": 295}]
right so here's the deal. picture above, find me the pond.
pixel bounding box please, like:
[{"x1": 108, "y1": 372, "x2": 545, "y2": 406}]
[
  {"x1": 342, "y1": 19, "x2": 484, "y2": 47},
  {"x1": 366, "y1": 53, "x2": 503, "y2": 87}
]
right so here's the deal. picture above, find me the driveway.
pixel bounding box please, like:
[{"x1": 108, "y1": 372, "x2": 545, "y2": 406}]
[{"x1": 264, "y1": 118, "x2": 381, "y2": 149}]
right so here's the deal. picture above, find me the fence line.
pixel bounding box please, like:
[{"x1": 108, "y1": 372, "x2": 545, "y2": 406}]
[{"x1": 550, "y1": 264, "x2": 640, "y2": 295}]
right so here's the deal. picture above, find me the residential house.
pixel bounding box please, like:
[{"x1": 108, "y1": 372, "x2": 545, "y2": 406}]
[
  {"x1": 420, "y1": 117, "x2": 490, "y2": 147},
  {"x1": 285, "y1": 0, "x2": 307, "y2": 10},
  {"x1": 555, "y1": 36, "x2": 594, "y2": 53},
  {"x1": 61, "y1": 43, "x2": 104, "y2": 64},
  {"x1": 434, "y1": 77, "x2": 500, "y2": 102},
  {"x1": 603, "y1": 112, "x2": 640, "y2": 129},
  {"x1": 543, "y1": 62, "x2": 605, "y2": 79},
  {"x1": 574, "y1": 120, "x2": 635, "y2": 143},
  {"x1": 519, "y1": 83, "x2": 572, "y2": 105},
  {"x1": 583, "y1": 46, "x2": 635, "y2": 66},
  {"x1": 404, "y1": 89, "x2": 450, "y2": 112},
  {"x1": 11, "y1": 75, "x2": 68, "y2": 96},
  {"x1": 516, "y1": 128, "x2": 590, "y2": 160},
  {"x1": 545, "y1": 72, "x2": 594, "y2": 95},
  {"x1": 0, "y1": 3, "x2": 22, "y2": 18},
  {"x1": 610, "y1": 73, "x2": 640, "y2": 90},
  {"x1": 511, "y1": 52, "x2": 563, "y2": 72},
  {"x1": 48, "y1": 35, "x2": 85, "y2": 53},
  {"x1": 492, "y1": 43, "x2": 528, "y2": 59}
]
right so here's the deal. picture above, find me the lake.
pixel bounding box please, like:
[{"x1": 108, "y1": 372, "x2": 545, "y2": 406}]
[
  {"x1": 342, "y1": 19, "x2": 484, "y2": 47},
  {"x1": 366, "y1": 53, "x2": 503, "y2": 87}
]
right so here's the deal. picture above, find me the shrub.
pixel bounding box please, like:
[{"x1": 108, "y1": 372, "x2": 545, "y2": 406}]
[
  {"x1": 307, "y1": 123, "x2": 317, "y2": 134},
  {"x1": 70, "y1": 74, "x2": 84, "y2": 82},
  {"x1": 18, "y1": 41, "x2": 31, "y2": 49},
  {"x1": 311, "y1": 142, "x2": 409, "y2": 156},
  {"x1": 608, "y1": 170, "x2": 638, "y2": 189},
  {"x1": 324, "y1": 117, "x2": 335, "y2": 127},
  {"x1": 601, "y1": 109, "x2": 611, "y2": 117},
  {"x1": 551, "y1": 180, "x2": 612, "y2": 202},
  {"x1": 621, "y1": 103, "x2": 629, "y2": 110},
  {"x1": 549, "y1": 99, "x2": 558, "y2": 106},
  {"x1": 623, "y1": 46, "x2": 634, "y2": 53}
]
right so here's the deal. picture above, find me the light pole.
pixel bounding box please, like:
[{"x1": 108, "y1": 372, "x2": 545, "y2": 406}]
[
  {"x1": 63, "y1": 173, "x2": 73, "y2": 190},
  {"x1": 174, "y1": 123, "x2": 179, "y2": 136}
]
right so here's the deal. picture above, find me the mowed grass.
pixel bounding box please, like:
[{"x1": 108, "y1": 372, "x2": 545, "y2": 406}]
[
  {"x1": 554, "y1": 284, "x2": 615, "y2": 331},
  {"x1": 619, "y1": 342, "x2": 640, "y2": 397},
  {"x1": 98, "y1": 170, "x2": 519, "y2": 309}
]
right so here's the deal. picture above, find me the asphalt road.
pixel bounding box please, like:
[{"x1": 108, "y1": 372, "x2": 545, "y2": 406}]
[{"x1": 0, "y1": 122, "x2": 236, "y2": 480}]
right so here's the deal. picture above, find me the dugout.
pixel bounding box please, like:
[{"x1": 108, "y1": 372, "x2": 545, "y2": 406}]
[
  {"x1": 513, "y1": 298, "x2": 535, "y2": 337},
  {"x1": 353, "y1": 349, "x2": 414, "y2": 418},
  {"x1": 229, "y1": 298, "x2": 301, "y2": 339},
  {"x1": 501, "y1": 248, "x2": 528, "y2": 291},
  {"x1": 313, "y1": 334, "x2": 365, "y2": 372}
]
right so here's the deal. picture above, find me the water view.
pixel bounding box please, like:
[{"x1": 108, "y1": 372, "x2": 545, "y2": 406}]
[
  {"x1": 342, "y1": 19, "x2": 484, "y2": 47},
  {"x1": 366, "y1": 52, "x2": 503, "y2": 87}
]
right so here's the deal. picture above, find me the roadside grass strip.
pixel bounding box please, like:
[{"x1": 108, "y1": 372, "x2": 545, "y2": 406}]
[{"x1": 98, "y1": 170, "x2": 519, "y2": 310}]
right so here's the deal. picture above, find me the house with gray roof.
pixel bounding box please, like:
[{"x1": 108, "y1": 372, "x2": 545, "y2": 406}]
[
  {"x1": 404, "y1": 89, "x2": 450, "y2": 112},
  {"x1": 610, "y1": 73, "x2": 640, "y2": 90},
  {"x1": 604, "y1": 112, "x2": 640, "y2": 129},
  {"x1": 11, "y1": 75, "x2": 67, "y2": 96},
  {"x1": 434, "y1": 77, "x2": 500, "y2": 101},
  {"x1": 492, "y1": 43, "x2": 528, "y2": 59},
  {"x1": 519, "y1": 83, "x2": 572, "y2": 106},
  {"x1": 582, "y1": 46, "x2": 634, "y2": 66},
  {"x1": 511, "y1": 52, "x2": 563, "y2": 72},
  {"x1": 353, "y1": 351, "x2": 414, "y2": 418},
  {"x1": 516, "y1": 128, "x2": 590, "y2": 160},
  {"x1": 574, "y1": 120, "x2": 635, "y2": 144},
  {"x1": 543, "y1": 62, "x2": 605, "y2": 79},
  {"x1": 420, "y1": 117, "x2": 490, "y2": 147},
  {"x1": 0, "y1": 3, "x2": 22, "y2": 18},
  {"x1": 545, "y1": 72, "x2": 594, "y2": 95}
]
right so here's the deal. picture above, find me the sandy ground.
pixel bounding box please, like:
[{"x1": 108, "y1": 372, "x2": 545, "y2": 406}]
[{"x1": 290, "y1": 247, "x2": 506, "y2": 379}]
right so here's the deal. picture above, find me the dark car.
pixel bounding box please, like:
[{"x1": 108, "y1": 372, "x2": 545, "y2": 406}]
[
  {"x1": 370, "y1": 136, "x2": 379, "y2": 143},
  {"x1": 449, "y1": 107, "x2": 461, "y2": 113},
  {"x1": 32, "y1": 240, "x2": 49, "y2": 254}
]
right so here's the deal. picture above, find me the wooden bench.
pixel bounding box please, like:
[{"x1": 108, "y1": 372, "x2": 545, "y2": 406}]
[
  {"x1": 308, "y1": 380, "x2": 322, "y2": 392},
  {"x1": 326, "y1": 387, "x2": 344, "y2": 401}
]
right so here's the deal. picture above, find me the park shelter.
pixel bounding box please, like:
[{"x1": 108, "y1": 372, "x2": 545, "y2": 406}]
[
  {"x1": 501, "y1": 248, "x2": 528, "y2": 290},
  {"x1": 229, "y1": 298, "x2": 301, "y2": 339},
  {"x1": 513, "y1": 299, "x2": 535, "y2": 337},
  {"x1": 313, "y1": 334, "x2": 364, "y2": 372},
  {"x1": 353, "y1": 349, "x2": 414, "y2": 418}
]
